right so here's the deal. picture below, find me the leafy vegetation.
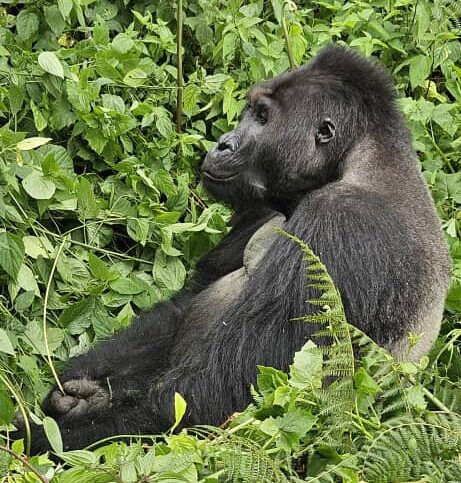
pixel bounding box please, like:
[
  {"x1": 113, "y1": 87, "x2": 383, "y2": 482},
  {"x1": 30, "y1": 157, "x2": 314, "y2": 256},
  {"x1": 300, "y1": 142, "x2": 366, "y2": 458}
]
[{"x1": 0, "y1": 0, "x2": 460, "y2": 481}]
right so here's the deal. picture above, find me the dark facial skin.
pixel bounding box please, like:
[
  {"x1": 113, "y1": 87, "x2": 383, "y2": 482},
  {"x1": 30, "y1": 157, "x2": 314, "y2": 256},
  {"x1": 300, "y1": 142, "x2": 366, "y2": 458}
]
[{"x1": 201, "y1": 74, "x2": 338, "y2": 215}]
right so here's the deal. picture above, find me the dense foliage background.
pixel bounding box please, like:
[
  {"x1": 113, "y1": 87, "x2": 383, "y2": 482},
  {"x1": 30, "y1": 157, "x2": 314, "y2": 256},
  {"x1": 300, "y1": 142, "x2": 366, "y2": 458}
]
[{"x1": 0, "y1": 0, "x2": 460, "y2": 481}]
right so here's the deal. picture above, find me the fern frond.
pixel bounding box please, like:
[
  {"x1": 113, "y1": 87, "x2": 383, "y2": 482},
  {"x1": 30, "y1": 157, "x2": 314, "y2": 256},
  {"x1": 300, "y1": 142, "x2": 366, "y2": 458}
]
[
  {"x1": 359, "y1": 414, "x2": 461, "y2": 482},
  {"x1": 199, "y1": 428, "x2": 289, "y2": 483}
]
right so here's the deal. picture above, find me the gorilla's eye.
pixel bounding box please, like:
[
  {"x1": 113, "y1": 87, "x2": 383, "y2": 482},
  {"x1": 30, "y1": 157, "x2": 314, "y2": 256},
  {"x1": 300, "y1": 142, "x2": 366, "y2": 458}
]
[
  {"x1": 253, "y1": 103, "x2": 269, "y2": 125},
  {"x1": 316, "y1": 118, "x2": 336, "y2": 144}
]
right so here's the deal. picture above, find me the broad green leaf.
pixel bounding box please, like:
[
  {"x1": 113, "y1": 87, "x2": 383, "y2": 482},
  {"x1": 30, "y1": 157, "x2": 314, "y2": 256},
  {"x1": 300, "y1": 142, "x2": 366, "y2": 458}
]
[
  {"x1": 17, "y1": 264, "x2": 40, "y2": 295},
  {"x1": 0, "y1": 328, "x2": 15, "y2": 355},
  {"x1": 0, "y1": 390, "x2": 15, "y2": 424},
  {"x1": 30, "y1": 100, "x2": 48, "y2": 131},
  {"x1": 170, "y1": 392, "x2": 187, "y2": 432},
  {"x1": 77, "y1": 177, "x2": 99, "y2": 219},
  {"x1": 38, "y1": 52, "x2": 65, "y2": 78},
  {"x1": 44, "y1": 6, "x2": 65, "y2": 35},
  {"x1": 112, "y1": 33, "x2": 135, "y2": 54},
  {"x1": 58, "y1": 0, "x2": 73, "y2": 18},
  {"x1": 270, "y1": 0, "x2": 283, "y2": 23},
  {"x1": 17, "y1": 137, "x2": 52, "y2": 151},
  {"x1": 153, "y1": 169, "x2": 176, "y2": 196},
  {"x1": 14, "y1": 291, "x2": 35, "y2": 312},
  {"x1": 84, "y1": 129, "x2": 108, "y2": 155},
  {"x1": 409, "y1": 55, "x2": 432, "y2": 90},
  {"x1": 22, "y1": 320, "x2": 64, "y2": 355},
  {"x1": 23, "y1": 235, "x2": 53, "y2": 259},
  {"x1": 22, "y1": 170, "x2": 56, "y2": 199},
  {"x1": 88, "y1": 253, "x2": 110, "y2": 281},
  {"x1": 110, "y1": 276, "x2": 145, "y2": 295},
  {"x1": 16, "y1": 11, "x2": 39, "y2": 41},
  {"x1": 123, "y1": 68, "x2": 147, "y2": 87},
  {"x1": 59, "y1": 450, "x2": 99, "y2": 466},
  {"x1": 289, "y1": 340, "x2": 323, "y2": 390},
  {"x1": 43, "y1": 416, "x2": 64, "y2": 453},
  {"x1": 127, "y1": 218, "x2": 150, "y2": 245},
  {"x1": 407, "y1": 384, "x2": 427, "y2": 410},
  {"x1": 0, "y1": 233, "x2": 25, "y2": 280},
  {"x1": 222, "y1": 31, "x2": 237, "y2": 63},
  {"x1": 260, "y1": 409, "x2": 316, "y2": 451},
  {"x1": 153, "y1": 251, "x2": 186, "y2": 293},
  {"x1": 354, "y1": 367, "x2": 380, "y2": 396}
]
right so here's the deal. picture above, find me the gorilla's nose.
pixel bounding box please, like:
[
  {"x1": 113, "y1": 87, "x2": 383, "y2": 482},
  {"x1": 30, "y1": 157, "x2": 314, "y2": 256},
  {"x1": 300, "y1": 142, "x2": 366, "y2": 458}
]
[{"x1": 216, "y1": 132, "x2": 237, "y2": 153}]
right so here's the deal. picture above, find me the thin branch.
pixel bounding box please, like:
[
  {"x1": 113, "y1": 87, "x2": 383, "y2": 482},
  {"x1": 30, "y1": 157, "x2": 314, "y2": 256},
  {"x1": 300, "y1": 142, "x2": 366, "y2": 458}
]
[
  {"x1": 43, "y1": 238, "x2": 67, "y2": 394},
  {"x1": 176, "y1": 0, "x2": 184, "y2": 140}
]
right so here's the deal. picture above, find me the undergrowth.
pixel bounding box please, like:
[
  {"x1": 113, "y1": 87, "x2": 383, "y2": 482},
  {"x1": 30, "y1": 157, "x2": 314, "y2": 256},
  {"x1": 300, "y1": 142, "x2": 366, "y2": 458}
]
[{"x1": 0, "y1": 0, "x2": 460, "y2": 481}]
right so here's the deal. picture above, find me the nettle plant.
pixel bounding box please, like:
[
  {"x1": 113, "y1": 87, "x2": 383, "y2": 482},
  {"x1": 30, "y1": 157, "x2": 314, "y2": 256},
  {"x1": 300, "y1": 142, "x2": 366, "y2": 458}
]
[{"x1": 0, "y1": 0, "x2": 460, "y2": 480}]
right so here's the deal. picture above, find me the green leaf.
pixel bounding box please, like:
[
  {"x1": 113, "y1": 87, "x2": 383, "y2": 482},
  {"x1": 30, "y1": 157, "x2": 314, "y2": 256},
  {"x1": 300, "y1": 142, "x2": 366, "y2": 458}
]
[
  {"x1": 22, "y1": 170, "x2": 56, "y2": 200},
  {"x1": 110, "y1": 276, "x2": 145, "y2": 295},
  {"x1": 289, "y1": 340, "x2": 323, "y2": 390},
  {"x1": 123, "y1": 68, "x2": 147, "y2": 87},
  {"x1": 127, "y1": 218, "x2": 150, "y2": 245},
  {"x1": 270, "y1": 0, "x2": 283, "y2": 24},
  {"x1": 409, "y1": 55, "x2": 432, "y2": 90},
  {"x1": 43, "y1": 416, "x2": 63, "y2": 453},
  {"x1": 38, "y1": 52, "x2": 64, "y2": 78},
  {"x1": 17, "y1": 264, "x2": 40, "y2": 295},
  {"x1": 30, "y1": 100, "x2": 48, "y2": 131},
  {"x1": 170, "y1": 392, "x2": 187, "y2": 432},
  {"x1": 84, "y1": 129, "x2": 108, "y2": 155},
  {"x1": 0, "y1": 390, "x2": 15, "y2": 424},
  {"x1": 22, "y1": 320, "x2": 64, "y2": 356},
  {"x1": 59, "y1": 297, "x2": 97, "y2": 335},
  {"x1": 153, "y1": 251, "x2": 186, "y2": 293},
  {"x1": 77, "y1": 177, "x2": 99, "y2": 218},
  {"x1": 260, "y1": 409, "x2": 316, "y2": 451},
  {"x1": 354, "y1": 367, "x2": 380, "y2": 396},
  {"x1": 88, "y1": 253, "x2": 110, "y2": 281},
  {"x1": 407, "y1": 384, "x2": 427, "y2": 410},
  {"x1": 153, "y1": 169, "x2": 176, "y2": 196},
  {"x1": 112, "y1": 33, "x2": 135, "y2": 54},
  {"x1": 222, "y1": 31, "x2": 237, "y2": 63},
  {"x1": 16, "y1": 11, "x2": 39, "y2": 41},
  {"x1": 23, "y1": 235, "x2": 53, "y2": 259},
  {"x1": 14, "y1": 291, "x2": 35, "y2": 312},
  {"x1": 0, "y1": 328, "x2": 15, "y2": 355},
  {"x1": 59, "y1": 450, "x2": 99, "y2": 466},
  {"x1": 17, "y1": 137, "x2": 52, "y2": 151},
  {"x1": 0, "y1": 232, "x2": 25, "y2": 280},
  {"x1": 43, "y1": 6, "x2": 65, "y2": 35},
  {"x1": 58, "y1": 0, "x2": 73, "y2": 19}
]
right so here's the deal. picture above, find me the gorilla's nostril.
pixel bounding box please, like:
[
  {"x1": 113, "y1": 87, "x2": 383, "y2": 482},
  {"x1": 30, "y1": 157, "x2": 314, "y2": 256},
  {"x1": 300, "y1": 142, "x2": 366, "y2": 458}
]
[{"x1": 216, "y1": 134, "x2": 236, "y2": 152}]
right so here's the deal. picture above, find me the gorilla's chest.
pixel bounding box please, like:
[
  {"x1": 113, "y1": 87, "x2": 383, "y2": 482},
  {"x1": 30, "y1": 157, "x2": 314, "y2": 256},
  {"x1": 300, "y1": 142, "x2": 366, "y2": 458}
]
[{"x1": 186, "y1": 214, "x2": 285, "y2": 324}]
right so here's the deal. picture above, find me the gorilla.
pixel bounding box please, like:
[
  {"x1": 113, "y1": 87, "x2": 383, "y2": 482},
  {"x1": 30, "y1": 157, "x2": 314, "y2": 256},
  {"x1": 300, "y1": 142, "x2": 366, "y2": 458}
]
[{"x1": 17, "y1": 46, "x2": 451, "y2": 453}]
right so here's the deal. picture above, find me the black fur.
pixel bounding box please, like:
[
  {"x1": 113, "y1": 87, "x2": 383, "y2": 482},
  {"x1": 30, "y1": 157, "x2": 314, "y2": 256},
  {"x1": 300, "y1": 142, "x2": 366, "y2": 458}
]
[{"x1": 21, "y1": 46, "x2": 451, "y2": 453}]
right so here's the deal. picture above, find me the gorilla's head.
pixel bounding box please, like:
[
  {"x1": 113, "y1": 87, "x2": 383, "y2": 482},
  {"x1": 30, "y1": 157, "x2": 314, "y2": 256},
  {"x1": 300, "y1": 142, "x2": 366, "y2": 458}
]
[{"x1": 201, "y1": 45, "x2": 400, "y2": 214}]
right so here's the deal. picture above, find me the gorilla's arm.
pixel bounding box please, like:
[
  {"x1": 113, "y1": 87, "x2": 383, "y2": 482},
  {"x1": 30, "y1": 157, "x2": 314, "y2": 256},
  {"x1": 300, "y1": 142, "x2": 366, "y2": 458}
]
[{"x1": 33, "y1": 207, "x2": 278, "y2": 431}]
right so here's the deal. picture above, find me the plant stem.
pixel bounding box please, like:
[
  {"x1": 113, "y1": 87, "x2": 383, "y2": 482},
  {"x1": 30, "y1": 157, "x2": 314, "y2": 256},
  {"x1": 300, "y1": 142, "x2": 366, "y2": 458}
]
[
  {"x1": 0, "y1": 445, "x2": 48, "y2": 483},
  {"x1": 176, "y1": 0, "x2": 184, "y2": 140},
  {"x1": 281, "y1": 1, "x2": 295, "y2": 68},
  {"x1": 43, "y1": 238, "x2": 67, "y2": 394}
]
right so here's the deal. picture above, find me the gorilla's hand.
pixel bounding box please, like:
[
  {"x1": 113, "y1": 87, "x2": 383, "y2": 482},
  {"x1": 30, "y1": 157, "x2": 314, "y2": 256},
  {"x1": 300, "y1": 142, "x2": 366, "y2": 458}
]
[{"x1": 43, "y1": 379, "x2": 111, "y2": 420}]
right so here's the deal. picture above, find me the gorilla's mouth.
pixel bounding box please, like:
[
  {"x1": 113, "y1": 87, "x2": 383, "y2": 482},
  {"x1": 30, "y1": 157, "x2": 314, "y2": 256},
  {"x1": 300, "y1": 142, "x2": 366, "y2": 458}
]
[{"x1": 201, "y1": 170, "x2": 239, "y2": 183}]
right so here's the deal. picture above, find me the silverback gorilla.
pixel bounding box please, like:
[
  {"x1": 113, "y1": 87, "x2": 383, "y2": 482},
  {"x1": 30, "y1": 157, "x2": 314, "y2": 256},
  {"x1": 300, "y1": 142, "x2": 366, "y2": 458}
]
[{"x1": 22, "y1": 46, "x2": 451, "y2": 452}]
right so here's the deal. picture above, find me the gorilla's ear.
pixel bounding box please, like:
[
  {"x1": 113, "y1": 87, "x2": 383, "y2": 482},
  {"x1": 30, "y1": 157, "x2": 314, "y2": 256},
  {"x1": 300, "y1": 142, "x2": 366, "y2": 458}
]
[{"x1": 316, "y1": 118, "x2": 335, "y2": 144}]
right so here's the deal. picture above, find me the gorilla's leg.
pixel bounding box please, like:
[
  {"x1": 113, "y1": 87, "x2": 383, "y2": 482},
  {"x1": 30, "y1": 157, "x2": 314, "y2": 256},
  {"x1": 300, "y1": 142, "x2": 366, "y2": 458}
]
[{"x1": 39, "y1": 300, "x2": 185, "y2": 424}]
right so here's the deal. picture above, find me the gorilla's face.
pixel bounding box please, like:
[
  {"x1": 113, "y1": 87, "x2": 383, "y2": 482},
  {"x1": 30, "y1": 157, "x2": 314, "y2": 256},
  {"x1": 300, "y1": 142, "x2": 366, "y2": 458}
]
[{"x1": 201, "y1": 67, "x2": 340, "y2": 212}]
